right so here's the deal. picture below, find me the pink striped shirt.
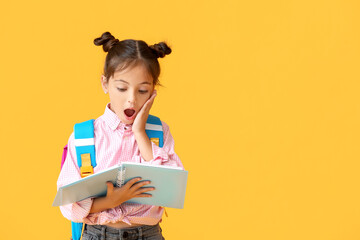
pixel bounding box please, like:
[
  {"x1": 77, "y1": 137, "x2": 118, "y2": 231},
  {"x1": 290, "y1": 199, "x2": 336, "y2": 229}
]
[{"x1": 57, "y1": 103, "x2": 184, "y2": 226}]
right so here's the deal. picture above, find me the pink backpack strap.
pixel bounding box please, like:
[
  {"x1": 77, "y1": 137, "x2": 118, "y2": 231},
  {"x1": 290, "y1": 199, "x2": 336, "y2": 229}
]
[{"x1": 61, "y1": 144, "x2": 68, "y2": 169}]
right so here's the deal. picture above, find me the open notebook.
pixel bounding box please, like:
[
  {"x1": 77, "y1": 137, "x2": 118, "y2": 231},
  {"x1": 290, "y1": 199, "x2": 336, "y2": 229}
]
[{"x1": 53, "y1": 162, "x2": 188, "y2": 209}]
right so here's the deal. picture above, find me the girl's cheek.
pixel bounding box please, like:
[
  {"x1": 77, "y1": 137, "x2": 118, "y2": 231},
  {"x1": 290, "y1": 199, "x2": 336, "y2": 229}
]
[
  {"x1": 140, "y1": 93, "x2": 150, "y2": 100},
  {"x1": 140, "y1": 98, "x2": 149, "y2": 108}
]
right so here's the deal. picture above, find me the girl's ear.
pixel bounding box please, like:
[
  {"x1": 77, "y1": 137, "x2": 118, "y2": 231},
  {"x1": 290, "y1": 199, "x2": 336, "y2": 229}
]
[{"x1": 101, "y1": 75, "x2": 109, "y2": 94}]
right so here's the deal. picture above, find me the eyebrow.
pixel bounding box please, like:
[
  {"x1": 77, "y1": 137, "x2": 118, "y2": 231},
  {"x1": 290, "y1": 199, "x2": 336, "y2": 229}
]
[{"x1": 115, "y1": 79, "x2": 151, "y2": 85}]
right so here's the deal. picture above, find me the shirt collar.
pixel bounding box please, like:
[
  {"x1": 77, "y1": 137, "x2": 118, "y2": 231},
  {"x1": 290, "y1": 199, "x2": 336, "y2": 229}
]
[{"x1": 102, "y1": 103, "x2": 132, "y2": 131}]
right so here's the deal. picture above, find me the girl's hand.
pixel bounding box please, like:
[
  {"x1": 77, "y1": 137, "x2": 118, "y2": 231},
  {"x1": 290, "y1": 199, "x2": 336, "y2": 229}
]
[
  {"x1": 132, "y1": 90, "x2": 157, "y2": 134},
  {"x1": 105, "y1": 178, "x2": 154, "y2": 209}
]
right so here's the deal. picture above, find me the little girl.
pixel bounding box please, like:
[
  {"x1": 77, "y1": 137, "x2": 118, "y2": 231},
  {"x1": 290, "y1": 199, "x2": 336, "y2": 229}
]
[{"x1": 57, "y1": 31, "x2": 184, "y2": 240}]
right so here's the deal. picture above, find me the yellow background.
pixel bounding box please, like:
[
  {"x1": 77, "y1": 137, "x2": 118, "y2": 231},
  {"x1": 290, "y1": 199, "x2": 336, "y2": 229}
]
[{"x1": 1, "y1": 0, "x2": 360, "y2": 239}]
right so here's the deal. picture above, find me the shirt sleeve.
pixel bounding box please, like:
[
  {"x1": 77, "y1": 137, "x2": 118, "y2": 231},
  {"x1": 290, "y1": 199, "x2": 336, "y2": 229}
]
[
  {"x1": 133, "y1": 121, "x2": 184, "y2": 169},
  {"x1": 56, "y1": 132, "x2": 94, "y2": 223}
]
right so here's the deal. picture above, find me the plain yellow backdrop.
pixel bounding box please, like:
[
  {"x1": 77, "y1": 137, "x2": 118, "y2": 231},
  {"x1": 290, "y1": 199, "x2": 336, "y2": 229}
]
[{"x1": 1, "y1": 0, "x2": 360, "y2": 239}]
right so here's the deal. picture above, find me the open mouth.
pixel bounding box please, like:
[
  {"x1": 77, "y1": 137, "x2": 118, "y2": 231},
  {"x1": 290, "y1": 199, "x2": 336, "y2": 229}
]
[{"x1": 124, "y1": 108, "x2": 136, "y2": 118}]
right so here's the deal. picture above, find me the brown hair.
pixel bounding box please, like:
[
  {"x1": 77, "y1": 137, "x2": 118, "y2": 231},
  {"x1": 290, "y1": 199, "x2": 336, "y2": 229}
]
[{"x1": 94, "y1": 32, "x2": 172, "y2": 86}]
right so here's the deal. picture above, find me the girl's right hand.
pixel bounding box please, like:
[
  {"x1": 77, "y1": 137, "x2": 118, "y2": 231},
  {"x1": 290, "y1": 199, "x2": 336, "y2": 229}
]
[{"x1": 105, "y1": 178, "x2": 154, "y2": 208}]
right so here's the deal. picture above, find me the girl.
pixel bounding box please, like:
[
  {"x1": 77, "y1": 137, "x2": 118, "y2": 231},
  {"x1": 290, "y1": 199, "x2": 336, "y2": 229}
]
[{"x1": 57, "y1": 31, "x2": 184, "y2": 240}]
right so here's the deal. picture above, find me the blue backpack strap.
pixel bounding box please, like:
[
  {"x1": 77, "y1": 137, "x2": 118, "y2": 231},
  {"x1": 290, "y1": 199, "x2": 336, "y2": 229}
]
[
  {"x1": 71, "y1": 222, "x2": 84, "y2": 240},
  {"x1": 145, "y1": 114, "x2": 164, "y2": 148},
  {"x1": 72, "y1": 119, "x2": 97, "y2": 240},
  {"x1": 74, "y1": 119, "x2": 97, "y2": 170}
]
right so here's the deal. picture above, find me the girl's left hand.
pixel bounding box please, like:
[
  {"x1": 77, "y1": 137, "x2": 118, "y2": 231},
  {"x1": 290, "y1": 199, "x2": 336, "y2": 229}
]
[{"x1": 132, "y1": 89, "x2": 157, "y2": 134}]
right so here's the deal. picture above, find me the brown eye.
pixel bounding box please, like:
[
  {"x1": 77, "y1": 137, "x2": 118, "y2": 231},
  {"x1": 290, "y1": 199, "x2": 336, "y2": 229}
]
[
  {"x1": 139, "y1": 90, "x2": 148, "y2": 94},
  {"x1": 117, "y1": 88, "x2": 126, "y2": 92}
]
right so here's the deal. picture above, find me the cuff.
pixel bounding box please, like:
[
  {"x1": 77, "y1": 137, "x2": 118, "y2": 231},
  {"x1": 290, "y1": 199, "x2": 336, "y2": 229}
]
[
  {"x1": 133, "y1": 142, "x2": 169, "y2": 165},
  {"x1": 70, "y1": 197, "x2": 93, "y2": 222}
]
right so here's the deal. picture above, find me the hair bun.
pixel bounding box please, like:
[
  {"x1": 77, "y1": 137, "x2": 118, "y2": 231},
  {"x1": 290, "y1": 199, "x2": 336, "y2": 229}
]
[
  {"x1": 149, "y1": 42, "x2": 172, "y2": 58},
  {"x1": 94, "y1": 32, "x2": 119, "y2": 52}
]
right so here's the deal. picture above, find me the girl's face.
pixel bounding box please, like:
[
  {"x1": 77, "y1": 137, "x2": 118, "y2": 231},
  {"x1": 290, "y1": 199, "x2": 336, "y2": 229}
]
[{"x1": 101, "y1": 64, "x2": 154, "y2": 125}]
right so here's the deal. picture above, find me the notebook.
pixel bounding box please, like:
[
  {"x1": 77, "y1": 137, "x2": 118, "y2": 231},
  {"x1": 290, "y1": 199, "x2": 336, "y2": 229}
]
[{"x1": 52, "y1": 162, "x2": 188, "y2": 209}]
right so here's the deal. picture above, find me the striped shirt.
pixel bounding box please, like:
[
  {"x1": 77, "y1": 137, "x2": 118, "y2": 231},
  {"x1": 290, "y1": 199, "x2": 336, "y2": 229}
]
[{"x1": 57, "y1": 103, "x2": 184, "y2": 225}]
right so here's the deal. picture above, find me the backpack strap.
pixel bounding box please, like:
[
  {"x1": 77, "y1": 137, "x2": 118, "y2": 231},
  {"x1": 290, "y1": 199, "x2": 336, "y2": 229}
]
[
  {"x1": 71, "y1": 119, "x2": 97, "y2": 240},
  {"x1": 145, "y1": 114, "x2": 164, "y2": 147},
  {"x1": 71, "y1": 222, "x2": 83, "y2": 240},
  {"x1": 74, "y1": 119, "x2": 97, "y2": 178}
]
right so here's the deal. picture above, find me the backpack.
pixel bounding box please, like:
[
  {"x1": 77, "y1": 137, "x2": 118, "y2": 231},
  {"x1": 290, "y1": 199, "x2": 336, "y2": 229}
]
[{"x1": 61, "y1": 114, "x2": 164, "y2": 240}]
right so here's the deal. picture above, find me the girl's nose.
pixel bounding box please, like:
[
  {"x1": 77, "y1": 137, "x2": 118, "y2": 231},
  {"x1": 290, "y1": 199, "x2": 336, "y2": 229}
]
[{"x1": 127, "y1": 92, "x2": 136, "y2": 104}]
